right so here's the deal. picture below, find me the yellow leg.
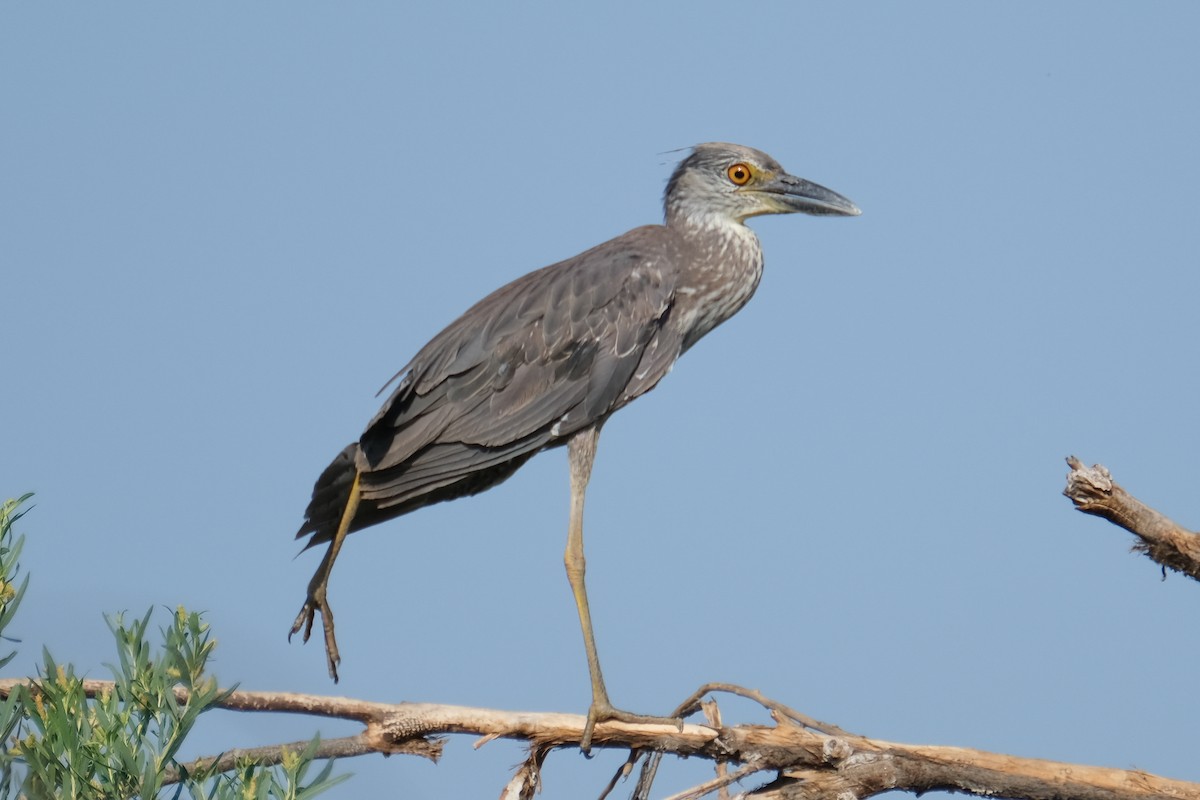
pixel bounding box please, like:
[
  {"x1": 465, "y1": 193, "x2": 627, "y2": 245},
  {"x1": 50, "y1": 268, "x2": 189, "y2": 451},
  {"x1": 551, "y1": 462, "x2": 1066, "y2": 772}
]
[
  {"x1": 290, "y1": 472, "x2": 361, "y2": 682},
  {"x1": 566, "y1": 428, "x2": 613, "y2": 728},
  {"x1": 566, "y1": 428, "x2": 681, "y2": 752}
]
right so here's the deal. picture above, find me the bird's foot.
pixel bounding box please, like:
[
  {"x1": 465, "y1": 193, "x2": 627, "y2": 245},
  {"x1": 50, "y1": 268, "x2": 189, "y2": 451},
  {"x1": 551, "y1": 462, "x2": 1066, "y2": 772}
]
[
  {"x1": 288, "y1": 584, "x2": 341, "y2": 682},
  {"x1": 581, "y1": 700, "x2": 684, "y2": 753}
]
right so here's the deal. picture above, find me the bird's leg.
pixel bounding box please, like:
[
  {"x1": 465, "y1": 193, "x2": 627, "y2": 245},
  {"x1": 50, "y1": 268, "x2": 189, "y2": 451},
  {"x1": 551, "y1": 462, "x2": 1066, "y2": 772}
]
[
  {"x1": 289, "y1": 471, "x2": 361, "y2": 682},
  {"x1": 565, "y1": 428, "x2": 612, "y2": 740},
  {"x1": 566, "y1": 429, "x2": 682, "y2": 752}
]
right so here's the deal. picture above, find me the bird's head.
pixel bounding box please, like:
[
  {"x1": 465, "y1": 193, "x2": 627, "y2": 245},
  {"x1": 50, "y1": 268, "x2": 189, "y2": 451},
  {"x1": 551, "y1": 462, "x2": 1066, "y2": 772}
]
[{"x1": 664, "y1": 142, "x2": 860, "y2": 227}]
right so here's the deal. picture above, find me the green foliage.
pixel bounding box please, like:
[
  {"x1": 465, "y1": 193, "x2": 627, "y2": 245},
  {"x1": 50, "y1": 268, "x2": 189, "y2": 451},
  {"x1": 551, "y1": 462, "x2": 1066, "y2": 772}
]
[
  {"x1": 0, "y1": 496, "x2": 348, "y2": 799},
  {"x1": 0, "y1": 494, "x2": 33, "y2": 798},
  {"x1": 187, "y1": 737, "x2": 344, "y2": 800},
  {"x1": 0, "y1": 494, "x2": 32, "y2": 672}
]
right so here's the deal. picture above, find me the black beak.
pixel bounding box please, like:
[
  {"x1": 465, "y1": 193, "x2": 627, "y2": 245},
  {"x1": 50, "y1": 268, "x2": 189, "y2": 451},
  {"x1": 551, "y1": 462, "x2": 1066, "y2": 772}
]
[{"x1": 761, "y1": 173, "x2": 861, "y2": 216}]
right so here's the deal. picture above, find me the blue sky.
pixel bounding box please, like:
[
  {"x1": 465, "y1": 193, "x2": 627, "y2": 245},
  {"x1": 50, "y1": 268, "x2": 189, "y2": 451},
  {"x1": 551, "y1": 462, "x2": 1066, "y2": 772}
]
[{"x1": 3, "y1": 3, "x2": 1199, "y2": 798}]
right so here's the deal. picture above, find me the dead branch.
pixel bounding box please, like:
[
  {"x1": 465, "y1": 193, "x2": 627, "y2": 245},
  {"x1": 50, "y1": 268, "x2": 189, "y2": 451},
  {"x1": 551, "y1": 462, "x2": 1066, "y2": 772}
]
[
  {"x1": 161, "y1": 734, "x2": 379, "y2": 784},
  {"x1": 1063, "y1": 456, "x2": 1200, "y2": 581},
  {"x1": 1, "y1": 678, "x2": 1194, "y2": 799}
]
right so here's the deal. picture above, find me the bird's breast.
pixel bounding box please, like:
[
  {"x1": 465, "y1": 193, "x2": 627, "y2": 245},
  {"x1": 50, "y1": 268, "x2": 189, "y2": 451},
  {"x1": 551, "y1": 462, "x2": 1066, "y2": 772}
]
[{"x1": 672, "y1": 222, "x2": 765, "y2": 352}]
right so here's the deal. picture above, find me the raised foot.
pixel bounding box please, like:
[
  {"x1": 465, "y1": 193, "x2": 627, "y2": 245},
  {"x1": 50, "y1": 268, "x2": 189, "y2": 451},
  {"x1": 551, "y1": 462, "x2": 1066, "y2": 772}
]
[
  {"x1": 581, "y1": 700, "x2": 684, "y2": 753},
  {"x1": 288, "y1": 585, "x2": 341, "y2": 682}
]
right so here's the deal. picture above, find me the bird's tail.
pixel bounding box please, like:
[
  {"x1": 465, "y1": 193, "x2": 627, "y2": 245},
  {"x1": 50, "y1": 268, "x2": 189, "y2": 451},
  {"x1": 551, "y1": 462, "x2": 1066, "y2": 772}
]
[{"x1": 296, "y1": 443, "x2": 360, "y2": 548}]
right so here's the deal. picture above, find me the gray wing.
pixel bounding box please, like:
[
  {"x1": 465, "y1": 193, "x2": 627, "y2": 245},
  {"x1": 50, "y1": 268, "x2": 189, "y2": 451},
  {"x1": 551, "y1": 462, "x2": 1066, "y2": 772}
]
[{"x1": 354, "y1": 225, "x2": 683, "y2": 513}]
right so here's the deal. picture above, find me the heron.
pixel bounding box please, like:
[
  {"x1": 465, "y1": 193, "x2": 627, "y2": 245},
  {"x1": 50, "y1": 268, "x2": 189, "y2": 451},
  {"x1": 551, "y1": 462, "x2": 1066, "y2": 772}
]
[{"x1": 290, "y1": 142, "x2": 859, "y2": 750}]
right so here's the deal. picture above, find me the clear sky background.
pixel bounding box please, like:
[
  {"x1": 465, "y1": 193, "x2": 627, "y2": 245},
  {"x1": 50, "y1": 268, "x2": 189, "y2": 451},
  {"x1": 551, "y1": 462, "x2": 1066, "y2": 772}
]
[{"x1": 3, "y1": 3, "x2": 1199, "y2": 798}]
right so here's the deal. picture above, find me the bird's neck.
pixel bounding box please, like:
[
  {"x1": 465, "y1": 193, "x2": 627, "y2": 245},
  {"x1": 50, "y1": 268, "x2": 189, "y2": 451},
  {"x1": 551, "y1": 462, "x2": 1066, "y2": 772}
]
[{"x1": 667, "y1": 214, "x2": 765, "y2": 352}]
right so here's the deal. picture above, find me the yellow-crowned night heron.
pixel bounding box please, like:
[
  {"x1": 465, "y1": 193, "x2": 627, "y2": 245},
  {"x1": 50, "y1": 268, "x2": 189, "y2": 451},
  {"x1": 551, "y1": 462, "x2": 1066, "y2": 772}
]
[{"x1": 291, "y1": 142, "x2": 859, "y2": 750}]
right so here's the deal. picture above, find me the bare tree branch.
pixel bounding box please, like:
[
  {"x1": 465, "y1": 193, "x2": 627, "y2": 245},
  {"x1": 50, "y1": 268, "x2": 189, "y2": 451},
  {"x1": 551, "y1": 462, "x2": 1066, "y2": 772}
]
[
  {"x1": 162, "y1": 734, "x2": 381, "y2": 785},
  {"x1": 1, "y1": 678, "x2": 1194, "y2": 800},
  {"x1": 1063, "y1": 456, "x2": 1200, "y2": 581}
]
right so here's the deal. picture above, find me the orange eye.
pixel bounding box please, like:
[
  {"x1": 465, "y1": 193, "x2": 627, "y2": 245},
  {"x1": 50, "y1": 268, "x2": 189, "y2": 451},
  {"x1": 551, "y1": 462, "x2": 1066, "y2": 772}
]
[{"x1": 727, "y1": 163, "x2": 753, "y2": 186}]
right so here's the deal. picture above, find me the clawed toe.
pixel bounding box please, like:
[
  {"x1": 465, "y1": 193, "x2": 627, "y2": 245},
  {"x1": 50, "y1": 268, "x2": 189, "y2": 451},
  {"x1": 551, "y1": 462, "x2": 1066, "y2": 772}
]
[
  {"x1": 288, "y1": 589, "x2": 341, "y2": 682},
  {"x1": 581, "y1": 701, "x2": 682, "y2": 752},
  {"x1": 289, "y1": 601, "x2": 315, "y2": 643}
]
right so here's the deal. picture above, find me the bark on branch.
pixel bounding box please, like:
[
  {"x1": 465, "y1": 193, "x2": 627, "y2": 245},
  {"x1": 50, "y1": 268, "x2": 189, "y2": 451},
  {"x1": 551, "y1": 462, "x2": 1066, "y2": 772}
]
[
  {"x1": 0, "y1": 678, "x2": 1194, "y2": 800},
  {"x1": 1063, "y1": 456, "x2": 1200, "y2": 581}
]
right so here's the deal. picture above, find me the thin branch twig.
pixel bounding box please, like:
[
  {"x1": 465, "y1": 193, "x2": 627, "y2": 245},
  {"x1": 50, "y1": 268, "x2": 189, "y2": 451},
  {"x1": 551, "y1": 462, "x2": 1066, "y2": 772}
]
[
  {"x1": 659, "y1": 762, "x2": 763, "y2": 800},
  {"x1": 671, "y1": 682, "x2": 850, "y2": 738},
  {"x1": 163, "y1": 735, "x2": 377, "y2": 785}
]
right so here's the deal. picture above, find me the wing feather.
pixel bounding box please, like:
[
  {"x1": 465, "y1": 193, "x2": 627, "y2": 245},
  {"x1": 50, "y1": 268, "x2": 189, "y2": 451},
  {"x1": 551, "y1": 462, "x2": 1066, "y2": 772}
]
[{"x1": 353, "y1": 225, "x2": 683, "y2": 512}]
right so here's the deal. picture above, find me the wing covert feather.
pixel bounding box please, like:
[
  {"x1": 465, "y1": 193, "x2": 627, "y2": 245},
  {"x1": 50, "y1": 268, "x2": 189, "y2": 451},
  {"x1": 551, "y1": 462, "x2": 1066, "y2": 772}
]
[{"x1": 358, "y1": 227, "x2": 680, "y2": 494}]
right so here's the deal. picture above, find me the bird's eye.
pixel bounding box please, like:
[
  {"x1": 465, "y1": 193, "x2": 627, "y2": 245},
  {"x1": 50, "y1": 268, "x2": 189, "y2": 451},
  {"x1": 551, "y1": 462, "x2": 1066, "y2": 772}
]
[{"x1": 726, "y1": 163, "x2": 753, "y2": 186}]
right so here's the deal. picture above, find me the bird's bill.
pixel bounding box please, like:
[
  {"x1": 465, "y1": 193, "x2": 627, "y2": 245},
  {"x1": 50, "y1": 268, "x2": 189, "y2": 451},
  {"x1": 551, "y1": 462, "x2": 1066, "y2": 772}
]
[{"x1": 753, "y1": 173, "x2": 861, "y2": 217}]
